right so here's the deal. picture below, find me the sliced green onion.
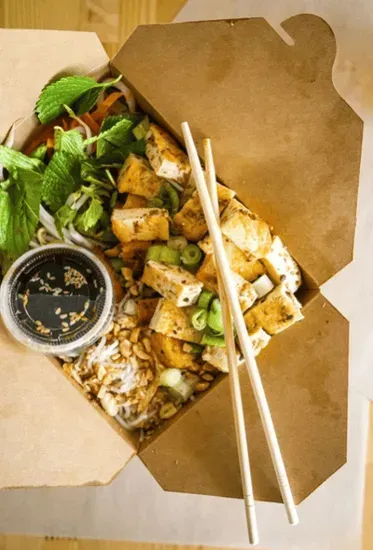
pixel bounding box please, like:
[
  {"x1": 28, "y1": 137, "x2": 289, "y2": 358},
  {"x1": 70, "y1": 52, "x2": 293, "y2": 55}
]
[
  {"x1": 110, "y1": 190, "x2": 118, "y2": 208},
  {"x1": 161, "y1": 183, "x2": 179, "y2": 216},
  {"x1": 191, "y1": 308, "x2": 208, "y2": 331},
  {"x1": 110, "y1": 258, "x2": 125, "y2": 272},
  {"x1": 207, "y1": 299, "x2": 224, "y2": 333},
  {"x1": 105, "y1": 169, "x2": 116, "y2": 187},
  {"x1": 201, "y1": 328, "x2": 225, "y2": 347},
  {"x1": 133, "y1": 116, "x2": 150, "y2": 140},
  {"x1": 197, "y1": 289, "x2": 214, "y2": 310},
  {"x1": 181, "y1": 244, "x2": 203, "y2": 266},
  {"x1": 160, "y1": 368, "x2": 183, "y2": 388},
  {"x1": 167, "y1": 375, "x2": 199, "y2": 402},
  {"x1": 167, "y1": 235, "x2": 188, "y2": 251},
  {"x1": 159, "y1": 246, "x2": 181, "y2": 266},
  {"x1": 148, "y1": 197, "x2": 164, "y2": 208},
  {"x1": 146, "y1": 244, "x2": 164, "y2": 262}
]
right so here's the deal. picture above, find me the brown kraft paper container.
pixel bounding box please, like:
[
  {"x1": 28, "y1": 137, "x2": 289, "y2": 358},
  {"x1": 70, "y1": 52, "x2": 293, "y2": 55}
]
[{"x1": 0, "y1": 16, "x2": 363, "y2": 504}]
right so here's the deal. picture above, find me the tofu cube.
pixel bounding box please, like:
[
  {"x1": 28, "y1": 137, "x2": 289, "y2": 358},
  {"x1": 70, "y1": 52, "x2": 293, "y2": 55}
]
[
  {"x1": 244, "y1": 283, "x2": 303, "y2": 335},
  {"x1": 151, "y1": 332, "x2": 201, "y2": 370},
  {"x1": 196, "y1": 256, "x2": 257, "y2": 311},
  {"x1": 198, "y1": 236, "x2": 265, "y2": 281},
  {"x1": 117, "y1": 154, "x2": 162, "y2": 199},
  {"x1": 173, "y1": 184, "x2": 235, "y2": 241},
  {"x1": 262, "y1": 236, "x2": 302, "y2": 293},
  {"x1": 111, "y1": 208, "x2": 169, "y2": 243},
  {"x1": 219, "y1": 199, "x2": 272, "y2": 258},
  {"x1": 146, "y1": 123, "x2": 190, "y2": 184},
  {"x1": 149, "y1": 299, "x2": 202, "y2": 343},
  {"x1": 249, "y1": 327, "x2": 271, "y2": 356},
  {"x1": 122, "y1": 193, "x2": 148, "y2": 209},
  {"x1": 142, "y1": 261, "x2": 203, "y2": 307},
  {"x1": 202, "y1": 345, "x2": 242, "y2": 373}
]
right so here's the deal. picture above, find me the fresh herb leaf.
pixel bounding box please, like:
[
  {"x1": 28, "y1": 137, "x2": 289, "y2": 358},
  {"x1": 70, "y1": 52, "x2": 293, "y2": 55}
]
[
  {"x1": 110, "y1": 190, "x2": 118, "y2": 208},
  {"x1": 75, "y1": 198, "x2": 103, "y2": 232},
  {"x1": 0, "y1": 145, "x2": 45, "y2": 175},
  {"x1": 74, "y1": 87, "x2": 104, "y2": 116},
  {"x1": 85, "y1": 116, "x2": 137, "y2": 158},
  {"x1": 0, "y1": 169, "x2": 42, "y2": 258},
  {"x1": 42, "y1": 152, "x2": 81, "y2": 212},
  {"x1": 54, "y1": 127, "x2": 85, "y2": 158},
  {"x1": 81, "y1": 184, "x2": 110, "y2": 199},
  {"x1": 54, "y1": 204, "x2": 77, "y2": 235},
  {"x1": 30, "y1": 143, "x2": 48, "y2": 161},
  {"x1": 96, "y1": 138, "x2": 146, "y2": 163},
  {"x1": 36, "y1": 75, "x2": 122, "y2": 124}
]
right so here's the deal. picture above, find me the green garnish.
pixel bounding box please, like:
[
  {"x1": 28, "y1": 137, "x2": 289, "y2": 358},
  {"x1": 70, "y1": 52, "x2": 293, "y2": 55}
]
[
  {"x1": 54, "y1": 204, "x2": 77, "y2": 235},
  {"x1": 159, "y1": 368, "x2": 183, "y2": 388},
  {"x1": 197, "y1": 289, "x2": 214, "y2": 310},
  {"x1": 41, "y1": 151, "x2": 82, "y2": 212},
  {"x1": 133, "y1": 116, "x2": 150, "y2": 140},
  {"x1": 0, "y1": 169, "x2": 43, "y2": 261},
  {"x1": 109, "y1": 258, "x2": 125, "y2": 272},
  {"x1": 207, "y1": 298, "x2": 224, "y2": 333},
  {"x1": 75, "y1": 198, "x2": 103, "y2": 233},
  {"x1": 191, "y1": 308, "x2": 208, "y2": 331},
  {"x1": 160, "y1": 183, "x2": 179, "y2": 216},
  {"x1": 188, "y1": 343, "x2": 204, "y2": 354},
  {"x1": 201, "y1": 328, "x2": 225, "y2": 347},
  {"x1": 30, "y1": 143, "x2": 48, "y2": 161},
  {"x1": 35, "y1": 75, "x2": 122, "y2": 124},
  {"x1": 167, "y1": 236, "x2": 188, "y2": 251},
  {"x1": 0, "y1": 145, "x2": 45, "y2": 175},
  {"x1": 85, "y1": 115, "x2": 137, "y2": 158},
  {"x1": 148, "y1": 197, "x2": 164, "y2": 208},
  {"x1": 146, "y1": 245, "x2": 181, "y2": 265},
  {"x1": 54, "y1": 127, "x2": 85, "y2": 157},
  {"x1": 181, "y1": 244, "x2": 202, "y2": 266}
]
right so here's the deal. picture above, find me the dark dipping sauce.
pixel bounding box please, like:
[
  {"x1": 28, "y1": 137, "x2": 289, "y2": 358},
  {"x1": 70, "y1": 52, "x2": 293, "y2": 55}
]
[{"x1": 7, "y1": 247, "x2": 111, "y2": 350}]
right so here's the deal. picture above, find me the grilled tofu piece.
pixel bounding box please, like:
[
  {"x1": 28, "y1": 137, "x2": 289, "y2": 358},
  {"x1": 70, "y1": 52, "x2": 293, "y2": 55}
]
[
  {"x1": 244, "y1": 283, "x2": 303, "y2": 335},
  {"x1": 117, "y1": 153, "x2": 162, "y2": 199},
  {"x1": 196, "y1": 257, "x2": 257, "y2": 311},
  {"x1": 151, "y1": 332, "x2": 200, "y2": 369},
  {"x1": 197, "y1": 239, "x2": 265, "y2": 282},
  {"x1": 112, "y1": 208, "x2": 169, "y2": 243},
  {"x1": 142, "y1": 261, "x2": 203, "y2": 307},
  {"x1": 249, "y1": 327, "x2": 271, "y2": 356},
  {"x1": 137, "y1": 298, "x2": 160, "y2": 325},
  {"x1": 262, "y1": 236, "x2": 302, "y2": 293},
  {"x1": 202, "y1": 345, "x2": 242, "y2": 373},
  {"x1": 219, "y1": 199, "x2": 272, "y2": 258},
  {"x1": 149, "y1": 299, "x2": 202, "y2": 343},
  {"x1": 173, "y1": 184, "x2": 235, "y2": 241},
  {"x1": 146, "y1": 123, "x2": 190, "y2": 184},
  {"x1": 122, "y1": 193, "x2": 148, "y2": 209}
]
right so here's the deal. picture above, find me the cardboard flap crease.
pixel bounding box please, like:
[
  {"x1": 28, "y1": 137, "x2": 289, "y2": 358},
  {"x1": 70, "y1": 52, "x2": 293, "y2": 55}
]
[{"x1": 0, "y1": 17, "x2": 362, "y2": 501}]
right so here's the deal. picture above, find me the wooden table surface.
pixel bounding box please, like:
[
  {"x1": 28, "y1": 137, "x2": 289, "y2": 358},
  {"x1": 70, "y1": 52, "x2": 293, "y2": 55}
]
[{"x1": 0, "y1": 1, "x2": 372, "y2": 549}]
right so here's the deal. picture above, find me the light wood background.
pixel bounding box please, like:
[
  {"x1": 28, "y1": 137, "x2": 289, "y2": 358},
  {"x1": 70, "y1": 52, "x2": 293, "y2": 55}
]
[{"x1": 0, "y1": 1, "x2": 372, "y2": 549}]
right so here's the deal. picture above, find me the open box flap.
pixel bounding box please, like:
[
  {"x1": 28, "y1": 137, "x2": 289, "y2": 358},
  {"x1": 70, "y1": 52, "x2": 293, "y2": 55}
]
[
  {"x1": 0, "y1": 29, "x2": 109, "y2": 141},
  {"x1": 0, "y1": 322, "x2": 136, "y2": 489},
  {"x1": 139, "y1": 292, "x2": 348, "y2": 503},
  {"x1": 112, "y1": 14, "x2": 363, "y2": 286}
]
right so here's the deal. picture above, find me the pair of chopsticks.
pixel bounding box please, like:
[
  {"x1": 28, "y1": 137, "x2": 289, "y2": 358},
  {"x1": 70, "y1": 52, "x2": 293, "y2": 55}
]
[{"x1": 181, "y1": 122, "x2": 298, "y2": 546}]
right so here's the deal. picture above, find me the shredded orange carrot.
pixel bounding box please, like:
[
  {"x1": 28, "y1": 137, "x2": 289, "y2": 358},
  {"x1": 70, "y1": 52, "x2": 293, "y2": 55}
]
[
  {"x1": 70, "y1": 119, "x2": 79, "y2": 129},
  {"x1": 46, "y1": 137, "x2": 54, "y2": 149},
  {"x1": 22, "y1": 115, "x2": 69, "y2": 155},
  {"x1": 81, "y1": 113, "x2": 100, "y2": 135},
  {"x1": 91, "y1": 92, "x2": 123, "y2": 121},
  {"x1": 62, "y1": 118, "x2": 68, "y2": 131}
]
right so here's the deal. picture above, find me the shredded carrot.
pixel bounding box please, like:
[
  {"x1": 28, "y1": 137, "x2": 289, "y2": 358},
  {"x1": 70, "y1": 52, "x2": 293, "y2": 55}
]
[
  {"x1": 46, "y1": 137, "x2": 54, "y2": 149},
  {"x1": 62, "y1": 118, "x2": 68, "y2": 131},
  {"x1": 81, "y1": 113, "x2": 100, "y2": 135},
  {"x1": 91, "y1": 92, "x2": 123, "y2": 121},
  {"x1": 70, "y1": 119, "x2": 79, "y2": 129},
  {"x1": 23, "y1": 115, "x2": 68, "y2": 156}
]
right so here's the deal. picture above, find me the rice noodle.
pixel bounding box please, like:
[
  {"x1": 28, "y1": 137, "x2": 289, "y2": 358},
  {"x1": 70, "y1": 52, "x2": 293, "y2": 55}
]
[
  {"x1": 67, "y1": 224, "x2": 94, "y2": 249},
  {"x1": 166, "y1": 179, "x2": 184, "y2": 192}
]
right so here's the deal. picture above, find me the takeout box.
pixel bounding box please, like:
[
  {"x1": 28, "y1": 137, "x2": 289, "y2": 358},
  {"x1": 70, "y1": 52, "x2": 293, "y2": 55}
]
[{"x1": 0, "y1": 15, "x2": 363, "y2": 504}]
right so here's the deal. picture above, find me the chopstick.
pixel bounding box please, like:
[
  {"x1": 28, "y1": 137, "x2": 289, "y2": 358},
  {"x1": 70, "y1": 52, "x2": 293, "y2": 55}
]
[
  {"x1": 181, "y1": 122, "x2": 299, "y2": 526},
  {"x1": 203, "y1": 139, "x2": 259, "y2": 545}
]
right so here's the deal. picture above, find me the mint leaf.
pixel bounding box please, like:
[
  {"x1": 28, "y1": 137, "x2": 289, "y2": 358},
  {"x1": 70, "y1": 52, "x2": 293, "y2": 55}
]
[
  {"x1": 36, "y1": 75, "x2": 123, "y2": 124},
  {"x1": 75, "y1": 198, "x2": 103, "y2": 232},
  {"x1": 30, "y1": 143, "x2": 48, "y2": 161},
  {"x1": 54, "y1": 127, "x2": 85, "y2": 158},
  {"x1": 0, "y1": 145, "x2": 45, "y2": 176},
  {"x1": 42, "y1": 152, "x2": 81, "y2": 212},
  {"x1": 97, "y1": 139, "x2": 146, "y2": 164},
  {"x1": 54, "y1": 204, "x2": 77, "y2": 235},
  {"x1": 74, "y1": 88, "x2": 104, "y2": 116},
  {"x1": 0, "y1": 169, "x2": 42, "y2": 258}
]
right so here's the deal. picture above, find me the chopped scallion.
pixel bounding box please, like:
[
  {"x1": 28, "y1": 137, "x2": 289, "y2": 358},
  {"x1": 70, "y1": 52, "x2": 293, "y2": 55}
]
[
  {"x1": 191, "y1": 308, "x2": 208, "y2": 331},
  {"x1": 167, "y1": 235, "x2": 188, "y2": 251},
  {"x1": 181, "y1": 244, "x2": 202, "y2": 266},
  {"x1": 207, "y1": 298, "x2": 224, "y2": 333},
  {"x1": 201, "y1": 328, "x2": 225, "y2": 347},
  {"x1": 109, "y1": 258, "x2": 125, "y2": 272},
  {"x1": 160, "y1": 368, "x2": 183, "y2": 388},
  {"x1": 159, "y1": 246, "x2": 181, "y2": 266},
  {"x1": 197, "y1": 289, "x2": 214, "y2": 309},
  {"x1": 145, "y1": 245, "x2": 164, "y2": 262}
]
